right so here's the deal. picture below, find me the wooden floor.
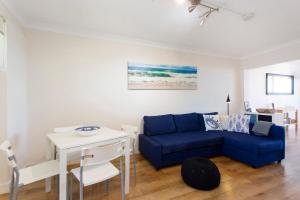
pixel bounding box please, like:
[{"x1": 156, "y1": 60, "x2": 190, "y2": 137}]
[{"x1": 1, "y1": 128, "x2": 300, "y2": 200}]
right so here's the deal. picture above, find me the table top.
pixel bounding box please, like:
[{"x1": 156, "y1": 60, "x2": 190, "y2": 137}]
[
  {"x1": 47, "y1": 127, "x2": 128, "y2": 150},
  {"x1": 244, "y1": 112, "x2": 283, "y2": 116}
]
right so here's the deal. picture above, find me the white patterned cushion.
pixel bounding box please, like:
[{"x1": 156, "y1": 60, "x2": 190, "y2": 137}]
[
  {"x1": 219, "y1": 115, "x2": 229, "y2": 130},
  {"x1": 227, "y1": 114, "x2": 251, "y2": 134},
  {"x1": 203, "y1": 115, "x2": 222, "y2": 131}
]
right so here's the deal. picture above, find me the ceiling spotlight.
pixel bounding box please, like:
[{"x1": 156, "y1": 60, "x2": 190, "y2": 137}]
[
  {"x1": 199, "y1": 8, "x2": 216, "y2": 26},
  {"x1": 199, "y1": 16, "x2": 206, "y2": 26},
  {"x1": 188, "y1": 5, "x2": 197, "y2": 12},
  {"x1": 189, "y1": 0, "x2": 201, "y2": 5},
  {"x1": 176, "y1": 0, "x2": 186, "y2": 5}
]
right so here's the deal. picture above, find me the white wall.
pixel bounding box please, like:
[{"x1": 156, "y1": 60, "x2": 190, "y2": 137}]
[
  {"x1": 241, "y1": 41, "x2": 300, "y2": 69},
  {"x1": 240, "y1": 40, "x2": 300, "y2": 115},
  {"x1": 244, "y1": 60, "x2": 300, "y2": 111},
  {"x1": 0, "y1": 71, "x2": 7, "y2": 194},
  {"x1": 0, "y1": 2, "x2": 28, "y2": 194},
  {"x1": 25, "y1": 29, "x2": 242, "y2": 164}
]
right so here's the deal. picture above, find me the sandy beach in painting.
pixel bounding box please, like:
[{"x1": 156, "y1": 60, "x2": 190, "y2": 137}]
[{"x1": 128, "y1": 63, "x2": 198, "y2": 90}]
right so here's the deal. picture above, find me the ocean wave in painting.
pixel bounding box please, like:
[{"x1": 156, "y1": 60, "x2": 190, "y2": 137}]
[{"x1": 128, "y1": 62, "x2": 198, "y2": 90}]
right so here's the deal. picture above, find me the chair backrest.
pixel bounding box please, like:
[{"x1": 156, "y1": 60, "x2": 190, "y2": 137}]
[
  {"x1": 121, "y1": 125, "x2": 138, "y2": 135},
  {"x1": 80, "y1": 141, "x2": 125, "y2": 167},
  {"x1": 53, "y1": 125, "x2": 83, "y2": 133},
  {"x1": 0, "y1": 140, "x2": 18, "y2": 168}
]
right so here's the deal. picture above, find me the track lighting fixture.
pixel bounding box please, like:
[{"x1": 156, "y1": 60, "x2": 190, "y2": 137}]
[
  {"x1": 188, "y1": 0, "x2": 219, "y2": 26},
  {"x1": 187, "y1": 0, "x2": 254, "y2": 26}
]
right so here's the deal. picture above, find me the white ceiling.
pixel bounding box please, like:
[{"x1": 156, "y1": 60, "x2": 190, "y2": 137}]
[{"x1": 4, "y1": 0, "x2": 300, "y2": 59}]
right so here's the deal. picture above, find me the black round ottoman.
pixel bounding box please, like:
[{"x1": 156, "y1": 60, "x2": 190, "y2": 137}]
[{"x1": 181, "y1": 157, "x2": 220, "y2": 190}]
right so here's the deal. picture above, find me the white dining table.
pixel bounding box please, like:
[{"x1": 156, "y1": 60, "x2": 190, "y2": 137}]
[{"x1": 46, "y1": 127, "x2": 130, "y2": 200}]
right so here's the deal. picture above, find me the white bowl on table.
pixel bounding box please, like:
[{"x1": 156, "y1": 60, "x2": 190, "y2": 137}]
[{"x1": 75, "y1": 126, "x2": 101, "y2": 137}]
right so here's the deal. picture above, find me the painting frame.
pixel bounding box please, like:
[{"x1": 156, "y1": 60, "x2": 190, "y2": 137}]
[{"x1": 127, "y1": 62, "x2": 198, "y2": 90}]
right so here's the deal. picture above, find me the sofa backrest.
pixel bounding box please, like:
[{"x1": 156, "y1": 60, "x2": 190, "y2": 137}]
[
  {"x1": 173, "y1": 113, "x2": 201, "y2": 132},
  {"x1": 143, "y1": 114, "x2": 177, "y2": 136},
  {"x1": 143, "y1": 112, "x2": 219, "y2": 136}
]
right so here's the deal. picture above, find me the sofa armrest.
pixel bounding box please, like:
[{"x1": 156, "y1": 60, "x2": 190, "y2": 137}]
[
  {"x1": 139, "y1": 134, "x2": 162, "y2": 169},
  {"x1": 268, "y1": 125, "x2": 285, "y2": 141},
  {"x1": 269, "y1": 125, "x2": 285, "y2": 159}
]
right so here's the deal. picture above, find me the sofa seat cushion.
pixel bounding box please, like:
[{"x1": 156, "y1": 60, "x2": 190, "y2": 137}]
[
  {"x1": 223, "y1": 132, "x2": 283, "y2": 154},
  {"x1": 151, "y1": 132, "x2": 223, "y2": 154}
]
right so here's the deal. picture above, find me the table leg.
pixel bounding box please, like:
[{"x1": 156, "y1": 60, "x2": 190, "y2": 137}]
[
  {"x1": 125, "y1": 137, "x2": 130, "y2": 194},
  {"x1": 45, "y1": 139, "x2": 54, "y2": 192},
  {"x1": 59, "y1": 149, "x2": 68, "y2": 200},
  {"x1": 45, "y1": 178, "x2": 51, "y2": 193}
]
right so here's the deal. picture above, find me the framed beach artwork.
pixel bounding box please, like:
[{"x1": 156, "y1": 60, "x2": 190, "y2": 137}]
[{"x1": 128, "y1": 62, "x2": 198, "y2": 90}]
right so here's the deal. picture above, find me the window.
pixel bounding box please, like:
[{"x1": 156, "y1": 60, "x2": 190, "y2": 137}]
[
  {"x1": 266, "y1": 73, "x2": 294, "y2": 95},
  {"x1": 0, "y1": 16, "x2": 6, "y2": 70}
]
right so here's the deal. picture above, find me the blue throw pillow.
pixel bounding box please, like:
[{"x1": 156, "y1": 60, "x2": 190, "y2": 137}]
[
  {"x1": 173, "y1": 113, "x2": 201, "y2": 132},
  {"x1": 144, "y1": 114, "x2": 177, "y2": 136},
  {"x1": 198, "y1": 112, "x2": 219, "y2": 131}
]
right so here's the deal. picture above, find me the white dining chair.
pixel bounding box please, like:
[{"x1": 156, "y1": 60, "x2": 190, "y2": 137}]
[
  {"x1": 0, "y1": 140, "x2": 60, "y2": 200},
  {"x1": 69, "y1": 141, "x2": 125, "y2": 200},
  {"x1": 121, "y1": 125, "x2": 138, "y2": 177},
  {"x1": 53, "y1": 125, "x2": 83, "y2": 161}
]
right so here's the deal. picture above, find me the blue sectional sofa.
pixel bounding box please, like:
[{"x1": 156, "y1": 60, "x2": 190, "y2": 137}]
[{"x1": 139, "y1": 113, "x2": 285, "y2": 169}]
